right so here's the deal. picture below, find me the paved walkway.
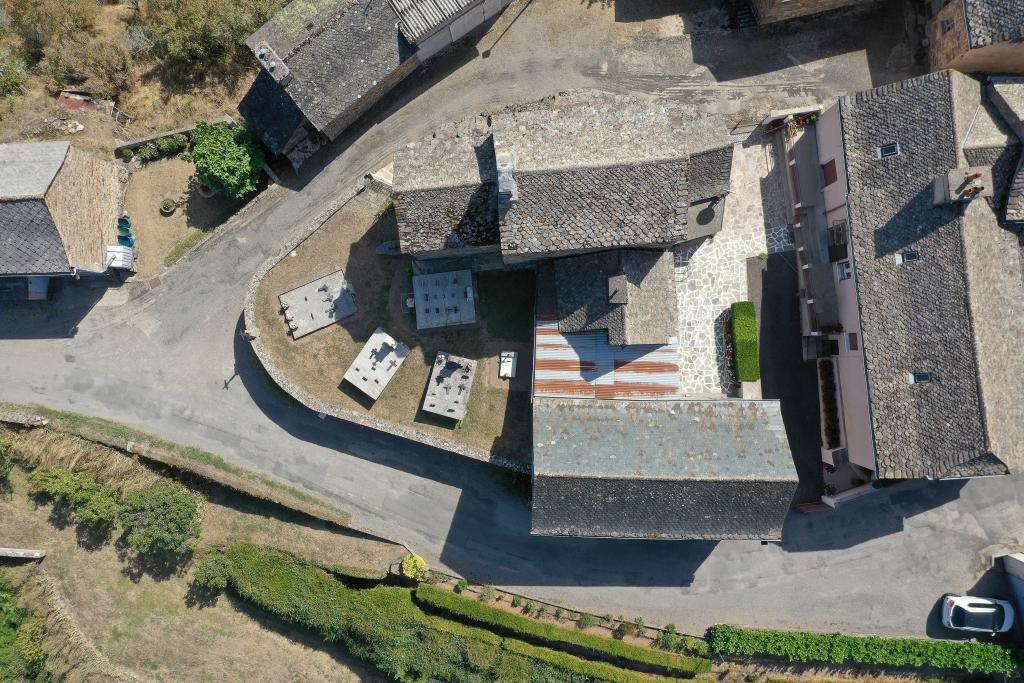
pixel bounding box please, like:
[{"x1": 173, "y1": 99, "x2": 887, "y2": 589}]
[{"x1": 675, "y1": 133, "x2": 792, "y2": 396}]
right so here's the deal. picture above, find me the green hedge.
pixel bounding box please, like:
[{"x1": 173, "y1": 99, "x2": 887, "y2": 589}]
[
  {"x1": 207, "y1": 543, "x2": 677, "y2": 683},
  {"x1": 706, "y1": 624, "x2": 1018, "y2": 676},
  {"x1": 730, "y1": 301, "x2": 760, "y2": 382},
  {"x1": 416, "y1": 584, "x2": 710, "y2": 676}
]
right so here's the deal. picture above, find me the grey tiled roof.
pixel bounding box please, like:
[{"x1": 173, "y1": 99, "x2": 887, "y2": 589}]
[
  {"x1": 237, "y1": 70, "x2": 307, "y2": 155},
  {"x1": 0, "y1": 141, "x2": 69, "y2": 199},
  {"x1": 531, "y1": 397, "x2": 797, "y2": 540},
  {"x1": 839, "y1": 70, "x2": 1024, "y2": 479},
  {"x1": 246, "y1": 0, "x2": 414, "y2": 133},
  {"x1": 500, "y1": 160, "x2": 689, "y2": 257},
  {"x1": 0, "y1": 200, "x2": 71, "y2": 275},
  {"x1": 688, "y1": 145, "x2": 734, "y2": 202},
  {"x1": 554, "y1": 249, "x2": 677, "y2": 346},
  {"x1": 394, "y1": 124, "x2": 499, "y2": 253},
  {"x1": 963, "y1": 0, "x2": 1024, "y2": 48},
  {"x1": 390, "y1": 0, "x2": 476, "y2": 43}
]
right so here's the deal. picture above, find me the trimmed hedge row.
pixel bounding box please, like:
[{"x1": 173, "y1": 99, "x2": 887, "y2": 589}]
[
  {"x1": 730, "y1": 301, "x2": 760, "y2": 382},
  {"x1": 415, "y1": 583, "x2": 711, "y2": 676},
  {"x1": 706, "y1": 624, "x2": 1018, "y2": 676},
  {"x1": 204, "y1": 543, "x2": 677, "y2": 683}
]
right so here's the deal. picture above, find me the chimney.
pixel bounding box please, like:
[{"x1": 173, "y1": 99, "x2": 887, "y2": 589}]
[
  {"x1": 493, "y1": 137, "x2": 517, "y2": 219},
  {"x1": 933, "y1": 166, "x2": 994, "y2": 205}
]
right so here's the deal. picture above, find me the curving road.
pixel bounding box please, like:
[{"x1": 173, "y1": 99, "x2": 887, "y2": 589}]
[{"x1": 4, "y1": 0, "x2": 1020, "y2": 637}]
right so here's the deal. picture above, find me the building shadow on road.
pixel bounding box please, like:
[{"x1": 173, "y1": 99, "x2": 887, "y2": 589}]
[
  {"x1": 690, "y1": 1, "x2": 924, "y2": 90},
  {"x1": 782, "y1": 478, "x2": 967, "y2": 553},
  {"x1": 231, "y1": 312, "x2": 717, "y2": 587},
  {"x1": 0, "y1": 276, "x2": 118, "y2": 339}
]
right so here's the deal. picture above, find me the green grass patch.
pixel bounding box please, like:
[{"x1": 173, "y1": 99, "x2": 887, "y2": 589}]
[
  {"x1": 164, "y1": 231, "x2": 208, "y2": 267},
  {"x1": 0, "y1": 571, "x2": 47, "y2": 681},
  {"x1": 706, "y1": 624, "x2": 1018, "y2": 676},
  {"x1": 477, "y1": 269, "x2": 535, "y2": 342},
  {"x1": 203, "y1": 543, "x2": 683, "y2": 683},
  {"x1": 24, "y1": 405, "x2": 343, "y2": 520},
  {"x1": 730, "y1": 301, "x2": 760, "y2": 382},
  {"x1": 415, "y1": 584, "x2": 711, "y2": 676}
]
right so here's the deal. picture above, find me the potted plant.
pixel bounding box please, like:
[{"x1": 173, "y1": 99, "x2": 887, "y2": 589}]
[{"x1": 160, "y1": 198, "x2": 176, "y2": 216}]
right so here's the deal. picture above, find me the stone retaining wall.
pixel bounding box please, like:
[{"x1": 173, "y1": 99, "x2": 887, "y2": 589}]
[{"x1": 241, "y1": 180, "x2": 529, "y2": 473}]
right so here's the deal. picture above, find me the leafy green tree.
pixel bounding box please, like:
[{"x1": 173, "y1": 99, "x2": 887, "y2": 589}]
[
  {"x1": 120, "y1": 482, "x2": 201, "y2": 555},
  {"x1": 184, "y1": 122, "x2": 264, "y2": 199},
  {"x1": 0, "y1": 444, "x2": 12, "y2": 483},
  {"x1": 192, "y1": 552, "x2": 231, "y2": 592},
  {"x1": 27, "y1": 467, "x2": 121, "y2": 529}
]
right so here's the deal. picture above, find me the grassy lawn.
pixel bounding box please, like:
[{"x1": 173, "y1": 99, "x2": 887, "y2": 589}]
[{"x1": 254, "y1": 188, "x2": 534, "y2": 466}]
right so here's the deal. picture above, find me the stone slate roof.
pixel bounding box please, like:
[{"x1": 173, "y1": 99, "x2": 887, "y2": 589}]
[
  {"x1": 839, "y1": 70, "x2": 1024, "y2": 479},
  {"x1": 0, "y1": 200, "x2": 71, "y2": 275},
  {"x1": 688, "y1": 145, "x2": 734, "y2": 202},
  {"x1": 500, "y1": 159, "x2": 690, "y2": 257},
  {"x1": 531, "y1": 397, "x2": 797, "y2": 540},
  {"x1": 394, "y1": 120, "x2": 499, "y2": 253},
  {"x1": 238, "y1": 70, "x2": 308, "y2": 156},
  {"x1": 0, "y1": 141, "x2": 69, "y2": 199},
  {"x1": 554, "y1": 249, "x2": 677, "y2": 346},
  {"x1": 246, "y1": 0, "x2": 414, "y2": 133},
  {"x1": 390, "y1": 0, "x2": 476, "y2": 43},
  {"x1": 963, "y1": 0, "x2": 1024, "y2": 49}
]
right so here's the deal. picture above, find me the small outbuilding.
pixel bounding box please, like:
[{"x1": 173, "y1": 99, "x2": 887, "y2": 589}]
[
  {"x1": 343, "y1": 327, "x2": 410, "y2": 401},
  {"x1": 422, "y1": 352, "x2": 476, "y2": 422}
]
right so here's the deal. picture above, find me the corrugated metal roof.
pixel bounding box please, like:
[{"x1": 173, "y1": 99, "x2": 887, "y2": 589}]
[
  {"x1": 390, "y1": 0, "x2": 476, "y2": 43},
  {"x1": 0, "y1": 142, "x2": 69, "y2": 199},
  {"x1": 534, "y1": 315, "x2": 682, "y2": 400}
]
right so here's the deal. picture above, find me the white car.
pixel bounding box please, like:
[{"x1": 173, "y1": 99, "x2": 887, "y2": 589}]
[{"x1": 941, "y1": 595, "x2": 1015, "y2": 634}]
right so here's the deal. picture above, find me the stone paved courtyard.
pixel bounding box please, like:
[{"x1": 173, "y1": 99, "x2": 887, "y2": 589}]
[{"x1": 675, "y1": 131, "x2": 792, "y2": 396}]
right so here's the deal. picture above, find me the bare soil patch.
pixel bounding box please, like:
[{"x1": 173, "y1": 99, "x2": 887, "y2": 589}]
[
  {"x1": 255, "y1": 188, "x2": 533, "y2": 465},
  {"x1": 122, "y1": 157, "x2": 245, "y2": 276}
]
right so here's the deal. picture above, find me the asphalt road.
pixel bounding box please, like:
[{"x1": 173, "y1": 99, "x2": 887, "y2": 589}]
[{"x1": 4, "y1": 0, "x2": 1015, "y2": 638}]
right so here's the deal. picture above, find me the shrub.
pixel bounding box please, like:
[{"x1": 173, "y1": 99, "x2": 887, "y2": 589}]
[
  {"x1": 705, "y1": 624, "x2": 1017, "y2": 676},
  {"x1": 137, "y1": 144, "x2": 160, "y2": 161},
  {"x1": 683, "y1": 635, "x2": 709, "y2": 656},
  {"x1": 0, "y1": 570, "x2": 47, "y2": 681},
  {"x1": 27, "y1": 467, "x2": 121, "y2": 529},
  {"x1": 415, "y1": 584, "x2": 711, "y2": 676},
  {"x1": 213, "y1": 543, "x2": 670, "y2": 683},
  {"x1": 481, "y1": 585, "x2": 497, "y2": 602},
  {"x1": 455, "y1": 578, "x2": 468, "y2": 594},
  {"x1": 554, "y1": 607, "x2": 565, "y2": 621},
  {"x1": 192, "y1": 552, "x2": 231, "y2": 592},
  {"x1": 730, "y1": 301, "x2": 760, "y2": 381},
  {"x1": 399, "y1": 553, "x2": 427, "y2": 581},
  {"x1": 183, "y1": 121, "x2": 264, "y2": 198},
  {"x1": 511, "y1": 595, "x2": 522, "y2": 608},
  {"x1": 14, "y1": 618, "x2": 46, "y2": 679},
  {"x1": 120, "y1": 148, "x2": 135, "y2": 159},
  {"x1": 524, "y1": 601, "x2": 538, "y2": 615},
  {"x1": 654, "y1": 624, "x2": 682, "y2": 651},
  {"x1": 119, "y1": 482, "x2": 201, "y2": 555},
  {"x1": 577, "y1": 613, "x2": 597, "y2": 630},
  {"x1": 6, "y1": 0, "x2": 97, "y2": 59},
  {"x1": 0, "y1": 48, "x2": 27, "y2": 98},
  {"x1": 0, "y1": 444, "x2": 12, "y2": 483},
  {"x1": 633, "y1": 616, "x2": 645, "y2": 636}
]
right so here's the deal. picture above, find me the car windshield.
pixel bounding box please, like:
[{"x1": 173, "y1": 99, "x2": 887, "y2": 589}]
[{"x1": 952, "y1": 604, "x2": 1003, "y2": 630}]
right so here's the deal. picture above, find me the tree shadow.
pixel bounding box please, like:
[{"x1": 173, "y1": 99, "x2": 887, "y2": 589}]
[
  {"x1": 184, "y1": 580, "x2": 221, "y2": 608},
  {"x1": 117, "y1": 538, "x2": 192, "y2": 582}
]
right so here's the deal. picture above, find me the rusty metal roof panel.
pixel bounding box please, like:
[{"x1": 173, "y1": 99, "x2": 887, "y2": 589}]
[{"x1": 534, "y1": 316, "x2": 682, "y2": 400}]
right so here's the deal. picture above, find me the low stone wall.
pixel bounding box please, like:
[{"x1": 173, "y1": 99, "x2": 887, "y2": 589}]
[
  {"x1": 114, "y1": 115, "x2": 235, "y2": 154},
  {"x1": 241, "y1": 181, "x2": 529, "y2": 473}
]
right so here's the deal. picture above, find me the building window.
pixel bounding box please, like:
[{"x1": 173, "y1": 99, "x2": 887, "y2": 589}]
[
  {"x1": 907, "y1": 371, "x2": 931, "y2": 384},
  {"x1": 942, "y1": 18, "x2": 954, "y2": 33},
  {"x1": 822, "y1": 159, "x2": 838, "y2": 186},
  {"x1": 877, "y1": 143, "x2": 901, "y2": 159},
  {"x1": 827, "y1": 221, "x2": 849, "y2": 262},
  {"x1": 836, "y1": 260, "x2": 852, "y2": 281},
  {"x1": 845, "y1": 332, "x2": 859, "y2": 352},
  {"x1": 894, "y1": 250, "x2": 920, "y2": 265}
]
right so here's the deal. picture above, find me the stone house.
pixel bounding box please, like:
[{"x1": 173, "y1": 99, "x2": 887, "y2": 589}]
[
  {"x1": 392, "y1": 95, "x2": 734, "y2": 265},
  {"x1": 0, "y1": 142, "x2": 120, "y2": 299},
  {"x1": 239, "y1": 0, "x2": 511, "y2": 168},
  {"x1": 783, "y1": 71, "x2": 1024, "y2": 502},
  {"x1": 751, "y1": 0, "x2": 873, "y2": 24},
  {"x1": 925, "y1": 0, "x2": 1024, "y2": 74}
]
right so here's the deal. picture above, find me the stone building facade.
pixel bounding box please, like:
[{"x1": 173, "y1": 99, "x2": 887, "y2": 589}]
[
  {"x1": 925, "y1": 0, "x2": 1024, "y2": 74},
  {"x1": 751, "y1": 0, "x2": 872, "y2": 24}
]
